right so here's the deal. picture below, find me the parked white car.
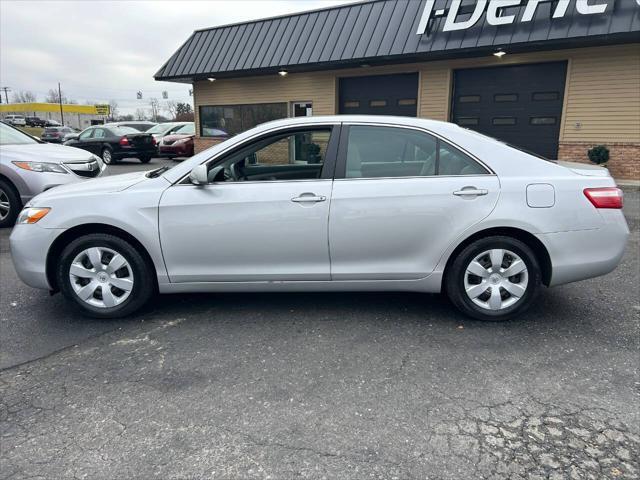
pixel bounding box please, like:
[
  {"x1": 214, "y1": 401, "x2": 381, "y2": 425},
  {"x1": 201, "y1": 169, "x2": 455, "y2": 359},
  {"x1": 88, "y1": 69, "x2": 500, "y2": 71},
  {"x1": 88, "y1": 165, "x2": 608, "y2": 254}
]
[
  {"x1": 0, "y1": 121, "x2": 106, "y2": 227},
  {"x1": 10, "y1": 116, "x2": 628, "y2": 320},
  {"x1": 4, "y1": 115, "x2": 26, "y2": 127}
]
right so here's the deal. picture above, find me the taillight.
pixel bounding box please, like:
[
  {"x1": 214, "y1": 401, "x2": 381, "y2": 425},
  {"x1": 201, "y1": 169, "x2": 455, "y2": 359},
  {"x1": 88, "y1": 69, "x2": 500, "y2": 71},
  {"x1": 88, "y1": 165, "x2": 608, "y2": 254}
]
[
  {"x1": 151, "y1": 136, "x2": 156, "y2": 146},
  {"x1": 583, "y1": 187, "x2": 623, "y2": 209},
  {"x1": 119, "y1": 136, "x2": 130, "y2": 146}
]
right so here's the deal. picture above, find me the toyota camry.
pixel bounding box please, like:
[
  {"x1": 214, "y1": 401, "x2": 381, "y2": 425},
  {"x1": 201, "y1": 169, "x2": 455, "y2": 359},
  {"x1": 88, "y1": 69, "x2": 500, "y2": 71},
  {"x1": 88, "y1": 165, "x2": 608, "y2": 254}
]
[{"x1": 10, "y1": 116, "x2": 629, "y2": 321}]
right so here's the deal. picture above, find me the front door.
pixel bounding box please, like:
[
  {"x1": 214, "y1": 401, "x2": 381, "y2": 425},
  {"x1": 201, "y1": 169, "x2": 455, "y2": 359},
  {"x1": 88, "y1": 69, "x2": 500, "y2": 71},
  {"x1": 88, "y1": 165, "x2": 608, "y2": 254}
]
[
  {"x1": 329, "y1": 124, "x2": 500, "y2": 280},
  {"x1": 158, "y1": 126, "x2": 339, "y2": 283}
]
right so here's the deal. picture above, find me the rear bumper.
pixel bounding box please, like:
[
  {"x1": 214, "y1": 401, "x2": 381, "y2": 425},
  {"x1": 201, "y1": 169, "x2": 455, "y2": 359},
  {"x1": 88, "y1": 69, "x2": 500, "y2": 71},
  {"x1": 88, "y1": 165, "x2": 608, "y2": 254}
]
[
  {"x1": 113, "y1": 147, "x2": 156, "y2": 159},
  {"x1": 10, "y1": 224, "x2": 64, "y2": 290},
  {"x1": 539, "y1": 210, "x2": 630, "y2": 287}
]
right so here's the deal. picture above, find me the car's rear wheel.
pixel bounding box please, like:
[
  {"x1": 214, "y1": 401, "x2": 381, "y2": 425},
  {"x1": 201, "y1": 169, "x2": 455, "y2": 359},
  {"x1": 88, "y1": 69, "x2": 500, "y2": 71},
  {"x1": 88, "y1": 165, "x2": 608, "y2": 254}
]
[
  {"x1": 57, "y1": 234, "x2": 155, "y2": 318},
  {"x1": 139, "y1": 155, "x2": 152, "y2": 164},
  {"x1": 0, "y1": 179, "x2": 21, "y2": 228},
  {"x1": 445, "y1": 236, "x2": 541, "y2": 321},
  {"x1": 101, "y1": 147, "x2": 116, "y2": 164}
]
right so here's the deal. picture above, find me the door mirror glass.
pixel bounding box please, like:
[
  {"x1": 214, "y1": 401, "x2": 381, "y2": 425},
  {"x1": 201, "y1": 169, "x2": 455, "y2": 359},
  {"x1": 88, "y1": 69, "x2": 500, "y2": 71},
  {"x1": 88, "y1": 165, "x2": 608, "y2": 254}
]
[{"x1": 189, "y1": 164, "x2": 209, "y2": 185}]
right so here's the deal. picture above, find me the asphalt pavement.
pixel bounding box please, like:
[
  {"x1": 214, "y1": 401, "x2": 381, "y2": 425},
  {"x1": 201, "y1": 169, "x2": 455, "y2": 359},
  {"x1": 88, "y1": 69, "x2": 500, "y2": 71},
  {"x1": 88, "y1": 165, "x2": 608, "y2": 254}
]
[{"x1": 0, "y1": 166, "x2": 638, "y2": 479}]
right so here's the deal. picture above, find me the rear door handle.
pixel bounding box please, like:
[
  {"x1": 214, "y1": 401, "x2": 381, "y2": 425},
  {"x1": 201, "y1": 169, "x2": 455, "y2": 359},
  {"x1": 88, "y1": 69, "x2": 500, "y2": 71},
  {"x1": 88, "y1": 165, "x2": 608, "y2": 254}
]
[
  {"x1": 453, "y1": 188, "x2": 488, "y2": 197},
  {"x1": 291, "y1": 193, "x2": 327, "y2": 203}
]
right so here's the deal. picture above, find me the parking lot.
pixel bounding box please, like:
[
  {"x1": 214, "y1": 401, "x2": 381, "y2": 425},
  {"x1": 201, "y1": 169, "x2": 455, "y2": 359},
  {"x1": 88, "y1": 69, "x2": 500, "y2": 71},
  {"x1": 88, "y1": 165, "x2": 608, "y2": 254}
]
[{"x1": 0, "y1": 159, "x2": 638, "y2": 479}]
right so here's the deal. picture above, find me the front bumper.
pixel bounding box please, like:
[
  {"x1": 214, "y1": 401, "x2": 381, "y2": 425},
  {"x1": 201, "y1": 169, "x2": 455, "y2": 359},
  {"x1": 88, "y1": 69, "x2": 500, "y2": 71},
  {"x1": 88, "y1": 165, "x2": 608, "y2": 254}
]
[
  {"x1": 539, "y1": 210, "x2": 630, "y2": 287},
  {"x1": 159, "y1": 143, "x2": 192, "y2": 156},
  {"x1": 10, "y1": 224, "x2": 64, "y2": 290}
]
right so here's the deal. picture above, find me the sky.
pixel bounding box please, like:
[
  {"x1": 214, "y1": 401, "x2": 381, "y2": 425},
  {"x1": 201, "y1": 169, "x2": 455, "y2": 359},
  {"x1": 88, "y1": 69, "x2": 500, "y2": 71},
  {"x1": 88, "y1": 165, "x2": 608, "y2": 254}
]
[{"x1": 0, "y1": 0, "x2": 357, "y2": 116}]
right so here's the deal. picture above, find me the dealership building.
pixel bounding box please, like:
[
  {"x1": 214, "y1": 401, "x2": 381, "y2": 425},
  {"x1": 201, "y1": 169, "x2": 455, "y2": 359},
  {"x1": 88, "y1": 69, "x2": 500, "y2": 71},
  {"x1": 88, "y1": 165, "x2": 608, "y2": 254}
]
[{"x1": 156, "y1": 0, "x2": 639, "y2": 180}]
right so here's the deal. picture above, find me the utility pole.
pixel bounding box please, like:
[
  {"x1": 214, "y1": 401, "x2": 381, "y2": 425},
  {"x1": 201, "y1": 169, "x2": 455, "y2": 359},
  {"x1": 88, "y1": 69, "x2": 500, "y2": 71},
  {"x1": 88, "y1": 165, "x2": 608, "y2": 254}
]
[
  {"x1": 0, "y1": 87, "x2": 11, "y2": 104},
  {"x1": 58, "y1": 82, "x2": 64, "y2": 125}
]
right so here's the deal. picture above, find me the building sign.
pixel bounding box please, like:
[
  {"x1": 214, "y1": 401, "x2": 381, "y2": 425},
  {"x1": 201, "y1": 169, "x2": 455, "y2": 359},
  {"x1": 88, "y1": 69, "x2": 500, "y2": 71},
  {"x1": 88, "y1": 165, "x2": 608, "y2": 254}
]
[
  {"x1": 94, "y1": 104, "x2": 110, "y2": 116},
  {"x1": 417, "y1": 0, "x2": 610, "y2": 35}
]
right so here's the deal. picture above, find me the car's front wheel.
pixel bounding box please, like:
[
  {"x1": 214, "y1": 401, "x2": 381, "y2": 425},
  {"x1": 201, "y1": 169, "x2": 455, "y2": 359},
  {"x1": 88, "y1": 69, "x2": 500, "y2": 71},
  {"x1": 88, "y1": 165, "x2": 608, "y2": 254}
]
[
  {"x1": 139, "y1": 155, "x2": 152, "y2": 164},
  {"x1": 57, "y1": 234, "x2": 155, "y2": 318},
  {"x1": 0, "y1": 179, "x2": 21, "y2": 228},
  {"x1": 445, "y1": 236, "x2": 541, "y2": 321}
]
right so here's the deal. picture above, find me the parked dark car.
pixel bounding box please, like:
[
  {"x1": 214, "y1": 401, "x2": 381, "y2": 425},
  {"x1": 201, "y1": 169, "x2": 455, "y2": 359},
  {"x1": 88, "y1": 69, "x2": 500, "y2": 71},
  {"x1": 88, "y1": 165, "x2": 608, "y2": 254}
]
[
  {"x1": 64, "y1": 125, "x2": 156, "y2": 164},
  {"x1": 44, "y1": 119, "x2": 62, "y2": 127},
  {"x1": 104, "y1": 121, "x2": 157, "y2": 132},
  {"x1": 25, "y1": 116, "x2": 46, "y2": 127},
  {"x1": 40, "y1": 126, "x2": 75, "y2": 143}
]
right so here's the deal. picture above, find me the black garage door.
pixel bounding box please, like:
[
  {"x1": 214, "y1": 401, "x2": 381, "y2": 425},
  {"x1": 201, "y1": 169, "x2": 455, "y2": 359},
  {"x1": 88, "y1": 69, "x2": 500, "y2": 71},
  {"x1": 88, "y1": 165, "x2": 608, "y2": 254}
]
[
  {"x1": 452, "y1": 62, "x2": 567, "y2": 159},
  {"x1": 339, "y1": 73, "x2": 419, "y2": 117}
]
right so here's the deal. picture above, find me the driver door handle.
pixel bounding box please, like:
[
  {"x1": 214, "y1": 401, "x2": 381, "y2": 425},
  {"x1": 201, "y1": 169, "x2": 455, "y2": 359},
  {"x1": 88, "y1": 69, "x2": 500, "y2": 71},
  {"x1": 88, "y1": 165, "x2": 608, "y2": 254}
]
[{"x1": 291, "y1": 193, "x2": 327, "y2": 203}]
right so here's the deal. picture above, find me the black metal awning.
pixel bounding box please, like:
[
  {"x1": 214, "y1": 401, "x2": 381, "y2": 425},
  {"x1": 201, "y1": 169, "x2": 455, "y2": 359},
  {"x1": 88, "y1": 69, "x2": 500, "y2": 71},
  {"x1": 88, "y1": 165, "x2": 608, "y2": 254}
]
[{"x1": 155, "y1": 0, "x2": 640, "y2": 82}]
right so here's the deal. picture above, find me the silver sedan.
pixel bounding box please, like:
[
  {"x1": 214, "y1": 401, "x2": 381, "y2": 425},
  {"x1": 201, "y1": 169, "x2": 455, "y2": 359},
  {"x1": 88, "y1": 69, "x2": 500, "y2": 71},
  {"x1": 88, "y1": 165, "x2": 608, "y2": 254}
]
[{"x1": 10, "y1": 116, "x2": 629, "y2": 321}]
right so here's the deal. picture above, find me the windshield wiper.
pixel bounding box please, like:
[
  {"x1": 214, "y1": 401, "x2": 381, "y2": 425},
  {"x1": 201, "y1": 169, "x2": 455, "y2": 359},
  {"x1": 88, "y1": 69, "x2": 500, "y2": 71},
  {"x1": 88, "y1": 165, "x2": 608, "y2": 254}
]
[{"x1": 146, "y1": 166, "x2": 171, "y2": 178}]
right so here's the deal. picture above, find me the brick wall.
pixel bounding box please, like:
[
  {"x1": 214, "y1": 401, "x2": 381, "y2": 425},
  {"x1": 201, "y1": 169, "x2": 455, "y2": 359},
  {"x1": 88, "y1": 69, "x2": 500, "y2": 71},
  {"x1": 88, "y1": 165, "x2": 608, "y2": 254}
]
[
  {"x1": 194, "y1": 136, "x2": 226, "y2": 154},
  {"x1": 558, "y1": 142, "x2": 639, "y2": 181}
]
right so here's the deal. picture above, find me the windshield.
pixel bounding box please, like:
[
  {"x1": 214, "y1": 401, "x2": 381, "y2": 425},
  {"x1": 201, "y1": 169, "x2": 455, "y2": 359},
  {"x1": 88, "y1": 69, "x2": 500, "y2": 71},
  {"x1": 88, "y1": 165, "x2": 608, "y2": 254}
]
[
  {"x1": 175, "y1": 124, "x2": 195, "y2": 135},
  {"x1": 0, "y1": 122, "x2": 38, "y2": 145},
  {"x1": 146, "y1": 123, "x2": 176, "y2": 134}
]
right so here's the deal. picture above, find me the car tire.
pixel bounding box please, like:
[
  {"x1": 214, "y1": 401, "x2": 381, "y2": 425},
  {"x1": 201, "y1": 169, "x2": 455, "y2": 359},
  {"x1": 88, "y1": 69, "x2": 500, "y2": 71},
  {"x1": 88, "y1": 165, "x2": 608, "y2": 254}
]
[
  {"x1": 139, "y1": 156, "x2": 152, "y2": 164},
  {"x1": 0, "y1": 179, "x2": 21, "y2": 228},
  {"x1": 56, "y1": 233, "x2": 155, "y2": 319},
  {"x1": 445, "y1": 236, "x2": 541, "y2": 321},
  {"x1": 101, "y1": 147, "x2": 115, "y2": 165}
]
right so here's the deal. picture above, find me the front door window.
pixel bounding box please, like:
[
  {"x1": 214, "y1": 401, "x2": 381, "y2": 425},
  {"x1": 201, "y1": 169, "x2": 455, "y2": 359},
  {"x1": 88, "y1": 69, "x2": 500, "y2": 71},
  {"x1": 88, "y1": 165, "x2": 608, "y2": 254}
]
[{"x1": 208, "y1": 129, "x2": 331, "y2": 183}]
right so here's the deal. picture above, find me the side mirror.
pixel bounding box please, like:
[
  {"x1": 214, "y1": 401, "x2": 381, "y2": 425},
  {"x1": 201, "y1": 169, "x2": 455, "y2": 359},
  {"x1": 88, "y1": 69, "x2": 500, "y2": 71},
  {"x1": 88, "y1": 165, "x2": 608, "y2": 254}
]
[{"x1": 189, "y1": 164, "x2": 209, "y2": 185}]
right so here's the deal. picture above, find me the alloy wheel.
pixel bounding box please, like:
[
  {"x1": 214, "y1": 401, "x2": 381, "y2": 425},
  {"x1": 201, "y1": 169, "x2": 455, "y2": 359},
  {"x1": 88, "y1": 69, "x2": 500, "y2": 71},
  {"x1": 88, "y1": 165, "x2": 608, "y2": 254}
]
[
  {"x1": 0, "y1": 188, "x2": 9, "y2": 222},
  {"x1": 102, "y1": 149, "x2": 112, "y2": 164},
  {"x1": 463, "y1": 249, "x2": 528, "y2": 311},
  {"x1": 68, "y1": 247, "x2": 134, "y2": 308}
]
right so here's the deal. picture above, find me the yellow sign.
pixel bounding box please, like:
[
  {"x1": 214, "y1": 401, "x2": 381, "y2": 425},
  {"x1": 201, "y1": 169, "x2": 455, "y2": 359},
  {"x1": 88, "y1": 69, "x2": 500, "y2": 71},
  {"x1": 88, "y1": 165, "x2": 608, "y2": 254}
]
[{"x1": 95, "y1": 104, "x2": 110, "y2": 116}]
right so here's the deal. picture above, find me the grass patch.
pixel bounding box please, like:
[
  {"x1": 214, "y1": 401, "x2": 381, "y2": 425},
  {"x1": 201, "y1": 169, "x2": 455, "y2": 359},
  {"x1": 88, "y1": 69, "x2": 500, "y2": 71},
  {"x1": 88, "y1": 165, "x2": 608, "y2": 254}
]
[{"x1": 17, "y1": 126, "x2": 44, "y2": 138}]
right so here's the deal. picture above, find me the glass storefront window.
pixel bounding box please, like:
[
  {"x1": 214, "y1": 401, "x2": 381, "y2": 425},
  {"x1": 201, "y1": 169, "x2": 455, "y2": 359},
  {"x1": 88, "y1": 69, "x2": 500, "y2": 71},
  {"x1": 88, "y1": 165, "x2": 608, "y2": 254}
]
[{"x1": 199, "y1": 103, "x2": 288, "y2": 137}]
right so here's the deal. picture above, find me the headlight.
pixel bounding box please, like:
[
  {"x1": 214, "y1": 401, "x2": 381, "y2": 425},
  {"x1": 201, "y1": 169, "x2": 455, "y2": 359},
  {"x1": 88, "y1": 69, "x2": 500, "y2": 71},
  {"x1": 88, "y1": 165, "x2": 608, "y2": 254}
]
[
  {"x1": 12, "y1": 161, "x2": 68, "y2": 174},
  {"x1": 174, "y1": 138, "x2": 189, "y2": 145},
  {"x1": 17, "y1": 207, "x2": 51, "y2": 224}
]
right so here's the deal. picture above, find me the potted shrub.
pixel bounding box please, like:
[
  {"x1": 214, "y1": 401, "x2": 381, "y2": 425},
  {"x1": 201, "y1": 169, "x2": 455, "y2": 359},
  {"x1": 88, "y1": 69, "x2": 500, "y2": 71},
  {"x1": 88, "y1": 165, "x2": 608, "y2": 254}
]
[{"x1": 587, "y1": 145, "x2": 610, "y2": 167}]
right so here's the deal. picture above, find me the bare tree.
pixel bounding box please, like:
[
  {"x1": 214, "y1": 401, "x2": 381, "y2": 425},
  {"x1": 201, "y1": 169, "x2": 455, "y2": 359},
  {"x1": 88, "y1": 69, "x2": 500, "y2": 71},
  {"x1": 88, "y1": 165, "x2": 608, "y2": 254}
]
[
  {"x1": 135, "y1": 108, "x2": 147, "y2": 121},
  {"x1": 108, "y1": 100, "x2": 119, "y2": 119},
  {"x1": 11, "y1": 90, "x2": 37, "y2": 103},
  {"x1": 148, "y1": 97, "x2": 160, "y2": 122},
  {"x1": 164, "y1": 100, "x2": 178, "y2": 120},
  {"x1": 45, "y1": 88, "x2": 75, "y2": 104}
]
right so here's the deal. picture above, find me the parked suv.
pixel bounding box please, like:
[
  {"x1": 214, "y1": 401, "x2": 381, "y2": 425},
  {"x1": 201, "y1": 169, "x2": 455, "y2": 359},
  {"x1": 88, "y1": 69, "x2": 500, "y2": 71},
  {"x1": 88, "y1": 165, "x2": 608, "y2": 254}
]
[
  {"x1": 4, "y1": 115, "x2": 26, "y2": 127},
  {"x1": 26, "y1": 116, "x2": 46, "y2": 127},
  {"x1": 41, "y1": 126, "x2": 75, "y2": 143},
  {"x1": 64, "y1": 125, "x2": 156, "y2": 164}
]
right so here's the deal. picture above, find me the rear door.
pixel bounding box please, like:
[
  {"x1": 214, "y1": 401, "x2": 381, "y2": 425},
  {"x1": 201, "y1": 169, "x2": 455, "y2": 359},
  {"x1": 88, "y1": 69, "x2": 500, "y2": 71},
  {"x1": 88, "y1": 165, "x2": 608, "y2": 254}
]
[{"x1": 328, "y1": 124, "x2": 500, "y2": 280}]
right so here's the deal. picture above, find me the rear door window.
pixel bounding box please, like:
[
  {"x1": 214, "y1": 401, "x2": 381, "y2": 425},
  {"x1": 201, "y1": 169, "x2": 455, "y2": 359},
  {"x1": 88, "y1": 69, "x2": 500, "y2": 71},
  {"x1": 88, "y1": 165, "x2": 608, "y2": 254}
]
[{"x1": 341, "y1": 125, "x2": 488, "y2": 178}]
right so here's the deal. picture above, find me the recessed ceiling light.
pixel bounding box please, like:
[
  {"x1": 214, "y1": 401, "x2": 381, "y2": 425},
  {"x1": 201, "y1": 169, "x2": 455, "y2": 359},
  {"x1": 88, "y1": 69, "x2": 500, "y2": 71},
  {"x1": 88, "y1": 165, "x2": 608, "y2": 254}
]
[
  {"x1": 207, "y1": 77, "x2": 216, "y2": 82},
  {"x1": 493, "y1": 50, "x2": 506, "y2": 57},
  {"x1": 278, "y1": 70, "x2": 288, "y2": 77}
]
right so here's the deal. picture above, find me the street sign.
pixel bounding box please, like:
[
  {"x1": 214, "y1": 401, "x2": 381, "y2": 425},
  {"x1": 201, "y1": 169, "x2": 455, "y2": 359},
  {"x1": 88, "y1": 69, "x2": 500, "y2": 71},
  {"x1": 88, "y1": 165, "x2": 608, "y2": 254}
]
[{"x1": 95, "y1": 104, "x2": 110, "y2": 116}]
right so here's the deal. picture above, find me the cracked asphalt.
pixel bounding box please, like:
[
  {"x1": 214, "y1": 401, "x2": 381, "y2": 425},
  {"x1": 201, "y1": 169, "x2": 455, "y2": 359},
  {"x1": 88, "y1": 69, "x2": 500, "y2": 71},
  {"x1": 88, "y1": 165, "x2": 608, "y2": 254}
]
[{"x1": 0, "y1": 173, "x2": 638, "y2": 479}]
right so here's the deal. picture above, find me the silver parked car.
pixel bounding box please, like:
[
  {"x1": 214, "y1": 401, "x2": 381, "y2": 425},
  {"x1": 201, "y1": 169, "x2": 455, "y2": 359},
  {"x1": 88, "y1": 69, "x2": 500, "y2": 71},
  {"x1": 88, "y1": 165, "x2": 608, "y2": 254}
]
[
  {"x1": 10, "y1": 116, "x2": 628, "y2": 320},
  {"x1": 0, "y1": 121, "x2": 106, "y2": 227}
]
